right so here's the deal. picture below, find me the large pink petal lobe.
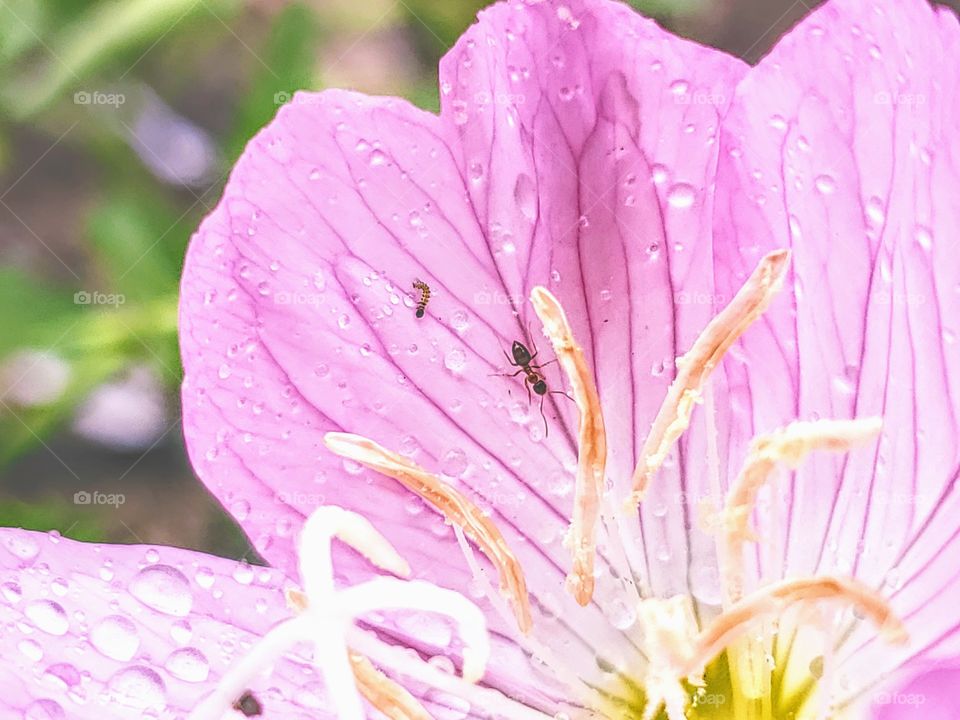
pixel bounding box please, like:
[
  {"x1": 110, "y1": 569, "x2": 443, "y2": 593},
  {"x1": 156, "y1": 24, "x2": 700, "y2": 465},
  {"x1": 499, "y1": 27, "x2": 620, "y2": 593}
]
[
  {"x1": 179, "y1": 0, "x2": 746, "y2": 698},
  {"x1": 0, "y1": 529, "x2": 342, "y2": 719},
  {"x1": 713, "y1": 0, "x2": 960, "y2": 698}
]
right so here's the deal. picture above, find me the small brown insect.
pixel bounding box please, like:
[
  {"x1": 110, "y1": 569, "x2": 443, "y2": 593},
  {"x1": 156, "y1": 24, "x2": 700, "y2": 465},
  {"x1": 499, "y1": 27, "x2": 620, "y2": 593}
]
[
  {"x1": 412, "y1": 279, "x2": 431, "y2": 318},
  {"x1": 233, "y1": 690, "x2": 263, "y2": 717}
]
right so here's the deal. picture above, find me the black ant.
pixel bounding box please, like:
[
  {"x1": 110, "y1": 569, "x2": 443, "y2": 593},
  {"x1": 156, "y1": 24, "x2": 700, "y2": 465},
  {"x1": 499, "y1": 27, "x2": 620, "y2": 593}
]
[{"x1": 492, "y1": 336, "x2": 571, "y2": 436}]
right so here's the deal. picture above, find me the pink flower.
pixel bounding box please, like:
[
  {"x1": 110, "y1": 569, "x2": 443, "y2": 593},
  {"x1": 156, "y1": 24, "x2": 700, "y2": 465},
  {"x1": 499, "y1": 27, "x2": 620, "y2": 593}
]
[{"x1": 2, "y1": 0, "x2": 958, "y2": 717}]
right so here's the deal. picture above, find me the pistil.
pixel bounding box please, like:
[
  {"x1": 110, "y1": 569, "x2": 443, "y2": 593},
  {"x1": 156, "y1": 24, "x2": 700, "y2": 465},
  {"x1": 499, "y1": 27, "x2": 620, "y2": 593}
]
[{"x1": 190, "y1": 506, "x2": 491, "y2": 720}]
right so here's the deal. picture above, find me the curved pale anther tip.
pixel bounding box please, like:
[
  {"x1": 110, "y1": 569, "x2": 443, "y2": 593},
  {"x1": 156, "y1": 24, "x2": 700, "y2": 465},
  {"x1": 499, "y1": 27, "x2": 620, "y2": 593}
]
[
  {"x1": 301, "y1": 504, "x2": 412, "y2": 579},
  {"x1": 529, "y1": 284, "x2": 607, "y2": 608},
  {"x1": 285, "y1": 587, "x2": 308, "y2": 612},
  {"x1": 625, "y1": 249, "x2": 791, "y2": 512}
]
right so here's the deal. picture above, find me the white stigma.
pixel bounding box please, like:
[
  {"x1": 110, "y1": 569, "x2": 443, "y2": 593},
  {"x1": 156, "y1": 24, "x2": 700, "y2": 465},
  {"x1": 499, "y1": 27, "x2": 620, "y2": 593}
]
[{"x1": 189, "y1": 506, "x2": 490, "y2": 720}]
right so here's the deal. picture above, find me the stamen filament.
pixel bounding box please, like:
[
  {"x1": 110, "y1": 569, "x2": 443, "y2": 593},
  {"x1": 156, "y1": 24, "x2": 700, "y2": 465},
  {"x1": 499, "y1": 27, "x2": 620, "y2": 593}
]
[
  {"x1": 530, "y1": 286, "x2": 608, "y2": 606},
  {"x1": 684, "y1": 576, "x2": 908, "y2": 680},
  {"x1": 324, "y1": 433, "x2": 533, "y2": 633},
  {"x1": 350, "y1": 629, "x2": 562, "y2": 720},
  {"x1": 719, "y1": 418, "x2": 883, "y2": 604},
  {"x1": 627, "y1": 249, "x2": 791, "y2": 508}
]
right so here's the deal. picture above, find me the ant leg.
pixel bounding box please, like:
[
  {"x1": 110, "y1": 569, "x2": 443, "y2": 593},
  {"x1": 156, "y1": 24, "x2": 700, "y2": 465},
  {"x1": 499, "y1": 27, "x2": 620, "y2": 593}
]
[
  {"x1": 549, "y1": 389, "x2": 575, "y2": 403},
  {"x1": 488, "y1": 368, "x2": 525, "y2": 378},
  {"x1": 539, "y1": 395, "x2": 548, "y2": 437},
  {"x1": 525, "y1": 322, "x2": 541, "y2": 362},
  {"x1": 524, "y1": 378, "x2": 533, "y2": 406},
  {"x1": 530, "y1": 358, "x2": 558, "y2": 370}
]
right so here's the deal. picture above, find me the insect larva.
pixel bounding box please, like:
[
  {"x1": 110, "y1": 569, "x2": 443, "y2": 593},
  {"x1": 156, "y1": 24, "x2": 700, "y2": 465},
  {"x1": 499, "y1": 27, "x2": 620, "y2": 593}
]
[{"x1": 412, "y1": 279, "x2": 431, "y2": 318}]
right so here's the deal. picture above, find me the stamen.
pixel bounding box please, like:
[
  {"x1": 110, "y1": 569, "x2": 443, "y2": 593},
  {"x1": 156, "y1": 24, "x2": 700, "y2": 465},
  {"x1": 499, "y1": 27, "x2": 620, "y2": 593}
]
[
  {"x1": 684, "y1": 576, "x2": 908, "y2": 681},
  {"x1": 719, "y1": 418, "x2": 883, "y2": 603},
  {"x1": 323, "y1": 433, "x2": 533, "y2": 633},
  {"x1": 349, "y1": 652, "x2": 434, "y2": 720},
  {"x1": 636, "y1": 576, "x2": 906, "y2": 720},
  {"x1": 627, "y1": 249, "x2": 791, "y2": 508},
  {"x1": 530, "y1": 286, "x2": 607, "y2": 606}
]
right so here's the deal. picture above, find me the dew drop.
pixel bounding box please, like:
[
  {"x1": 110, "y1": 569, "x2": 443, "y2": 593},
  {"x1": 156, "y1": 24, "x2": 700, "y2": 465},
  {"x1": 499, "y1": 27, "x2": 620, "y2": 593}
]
[
  {"x1": 23, "y1": 700, "x2": 65, "y2": 720},
  {"x1": 605, "y1": 597, "x2": 637, "y2": 630},
  {"x1": 514, "y1": 174, "x2": 537, "y2": 222},
  {"x1": 865, "y1": 196, "x2": 886, "y2": 226},
  {"x1": 666, "y1": 183, "x2": 696, "y2": 209},
  {"x1": 2, "y1": 581, "x2": 22, "y2": 603},
  {"x1": 814, "y1": 174, "x2": 836, "y2": 194},
  {"x1": 129, "y1": 565, "x2": 193, "y2": 617},
  {"x1": 233, "y1": 562, "x2": 254, "y2": 585},
  {"x1": 25, "y1": 600, "x2": 68, "y2": 636},
  {"x1": 444, "y1": 348, "x2": 466, "y2": 372},
  {"x1": 913, "y1": 225, "x2": 933, "y2": 251},
  {"x1": 90, "y1": 615, "x2": 140, "y2": 661},
  {"x1": 441, "y1": 448, "x2": 469, "y2": 478},
  {"x1": 195, "y1": 566, "x2": 215, "y2": 589},
  {"x1": 106, "y1": 666, "x2": 166, "y2": 710},
  {"x1": 165, "y1": 647, "x2": 210, "y2": 683},
  {"x1": 18, "y1": 638, "x2": 43, "y2": 661},
  {"x1": 170, "y1": 619, "x2": 192, "y2": 645}
]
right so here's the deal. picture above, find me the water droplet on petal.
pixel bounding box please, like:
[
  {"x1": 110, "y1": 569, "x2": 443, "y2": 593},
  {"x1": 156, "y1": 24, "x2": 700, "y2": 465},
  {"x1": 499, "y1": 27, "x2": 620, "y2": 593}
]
[
  {"x1": 814, "y1": 174, "x2": 836, "y2": 194},
  {"x1": 913, "y1": 225, "x2": 933, "y2": 251},
  {"x1": 666, "y1": 183, "x2": 696, "y2": 209},
  {"x1": 106, "y1": 666, "x2": 166, "y2": 710},
  {"x1": 165, "y1": 647, "x2": 210, "y2": 683},
  {"x1": 441, "y1": 449, "x2": 469, "y2": 478},
  {"x1": 129, "y1": 565, "x2": 193, "y2": 617},
  {"x1": 514, "y1": 174, "x2": 537, "y2": 222},
  {"x1": 18, "y1": 638, "x2": 43, "y2": 661},
  {"x1": 25, "y1": 600, "x2": 68, "y2": 636},
  {"x1": 444, "y1": 349, "x2": 466, "y2": 372},
  {"x1": 90, "y1": 615, "x2": 140, "y2": 661},
  {"x1": 170, "y1": 619, "x2": 192, "y2": 645}
]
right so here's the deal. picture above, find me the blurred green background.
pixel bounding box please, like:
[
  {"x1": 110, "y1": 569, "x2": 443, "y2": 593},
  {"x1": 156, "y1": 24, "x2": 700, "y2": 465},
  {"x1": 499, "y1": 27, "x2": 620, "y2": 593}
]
[{"x1": 1, "y1": 0, "x2": 956, "y2": 560}]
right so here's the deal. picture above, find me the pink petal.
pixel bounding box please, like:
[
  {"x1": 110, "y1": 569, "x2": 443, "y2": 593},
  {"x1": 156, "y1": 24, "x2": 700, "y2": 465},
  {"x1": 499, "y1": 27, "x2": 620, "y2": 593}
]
[
  {"x1": 870, "y1": 658, "x2": 960, "y2": 720},
  {"x1": 713, "y1": 0, "x2": 960, "y2": 696},
  {"x1": 0, "y1": 529, "x2": 329, "y2": 719},
  {"x1": 180, "y1": 0, "x2": 745, "y2": 691}
]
